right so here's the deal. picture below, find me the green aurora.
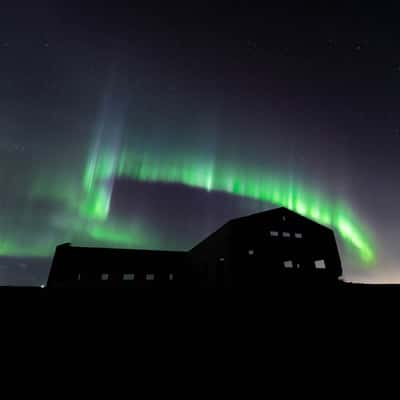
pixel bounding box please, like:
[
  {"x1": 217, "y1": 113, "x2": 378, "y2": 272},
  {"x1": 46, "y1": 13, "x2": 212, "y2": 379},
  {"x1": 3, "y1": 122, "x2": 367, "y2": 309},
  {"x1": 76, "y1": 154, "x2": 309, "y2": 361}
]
[
  {"x1": 1, "y1": 144, "x2": 376, "y2": 267},
  {"x1": 80, "y1": 146, "x2": 376, "y2": 266}
]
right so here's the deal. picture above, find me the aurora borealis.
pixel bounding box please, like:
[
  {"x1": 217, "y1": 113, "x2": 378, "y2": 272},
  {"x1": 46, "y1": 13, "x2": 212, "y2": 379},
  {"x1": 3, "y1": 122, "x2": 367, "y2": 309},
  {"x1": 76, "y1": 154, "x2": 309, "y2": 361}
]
[
  {"x1": 81, "y1": 145, "x2": 375, "y2": 263},
  {"x1": 1, "y1": 3, "x2": 399, "y2": 284}
]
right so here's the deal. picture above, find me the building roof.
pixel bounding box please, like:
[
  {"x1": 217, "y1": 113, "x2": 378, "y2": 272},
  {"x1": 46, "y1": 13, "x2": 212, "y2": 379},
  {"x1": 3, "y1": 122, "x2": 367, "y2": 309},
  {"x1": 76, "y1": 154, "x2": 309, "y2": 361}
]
[
  {"x1": 229, "y1": 207, "x2": 333, "y2": 232},
  {"x1": 55, "y1": 243, "x2": 186, "y2": 256}
]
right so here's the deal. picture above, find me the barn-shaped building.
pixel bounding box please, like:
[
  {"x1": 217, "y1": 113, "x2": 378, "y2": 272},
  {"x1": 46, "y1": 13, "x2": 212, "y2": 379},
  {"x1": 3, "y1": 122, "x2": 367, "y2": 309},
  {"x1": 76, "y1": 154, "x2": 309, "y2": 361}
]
[
  {"x1": 47, "y1": 207, "x2": 342, "y2": 288},
  {"x1": 189, "y1": 207, "x2": 343, "y2": 287}
]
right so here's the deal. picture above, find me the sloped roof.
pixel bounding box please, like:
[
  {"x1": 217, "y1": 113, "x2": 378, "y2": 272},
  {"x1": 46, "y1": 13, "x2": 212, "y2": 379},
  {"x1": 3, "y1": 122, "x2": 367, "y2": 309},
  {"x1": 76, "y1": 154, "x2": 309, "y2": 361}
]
[{"x1": 228, "y1": 207, "x2": 333, "y2": 232}]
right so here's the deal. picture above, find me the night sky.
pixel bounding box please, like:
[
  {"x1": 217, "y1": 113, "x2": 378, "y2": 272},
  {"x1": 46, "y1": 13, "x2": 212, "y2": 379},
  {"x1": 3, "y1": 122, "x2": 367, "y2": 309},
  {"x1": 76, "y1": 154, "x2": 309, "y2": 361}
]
[{"x1": 1, "y1": 2, "x2": 399, "y2": 285}]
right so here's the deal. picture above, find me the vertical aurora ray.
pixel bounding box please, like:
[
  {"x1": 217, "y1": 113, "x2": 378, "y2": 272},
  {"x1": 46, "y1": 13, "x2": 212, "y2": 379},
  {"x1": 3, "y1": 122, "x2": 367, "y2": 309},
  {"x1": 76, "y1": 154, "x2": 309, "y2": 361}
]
[
  {"x1": 80, "y1": 145, "x2": 118, "y2": 221},
  {"x1": 80, "y1": 125, "x2": 120, "y2": 221},
  {"x1": 80, "y1": 82, "x2": 128, "y2": 221}
]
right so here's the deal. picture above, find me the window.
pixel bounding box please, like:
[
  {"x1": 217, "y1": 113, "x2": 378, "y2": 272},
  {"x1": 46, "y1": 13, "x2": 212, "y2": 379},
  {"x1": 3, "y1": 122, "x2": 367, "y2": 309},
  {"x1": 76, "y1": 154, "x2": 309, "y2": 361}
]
[
  {"x1": 248, "y1": 249, "x2": 254, "y2": 255},
  {"x1": 169, "y1": 274, "x2": 174, "y2": 281},
  {"x1": 270, "y1": 231, "x2": 278, "y2": 237},
  {"x1": 77, "y1": 273, "x2": 80, "y2": 281},
  {"x1": 295, "y1": 233, "x2": 303, "y2": 239},
  {"x1": 101, "y1": 273, "x2": 109, "y2": 281},
  {"x1": 283, "y1": 260, "x2": 293, "y2": 268},
  {"x1": 282, "y1": 216, "x2": 286, "y2": 221},
  {"x1": 146, "y1": 274, "x2": 155, "y2": 281},
  {"x1": 219, "y1": 257, "x2": 225, "y2": 262},
  {"x1": 123, "y1": 273, "x2": 135, "y2": 280},
  {"x1": 282, "y1": 232, "x2": 291, "y2": 238},
  {"x1": 315, "y1": 260, "x2": 326, "y2": 269}
]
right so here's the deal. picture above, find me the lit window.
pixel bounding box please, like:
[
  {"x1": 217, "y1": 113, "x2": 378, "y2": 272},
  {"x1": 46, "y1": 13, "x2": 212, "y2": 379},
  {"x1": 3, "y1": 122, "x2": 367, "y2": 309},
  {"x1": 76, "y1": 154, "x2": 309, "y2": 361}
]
[
  {"x1": 77, "y1": 273, "x2": 80, "y2": 281},
  {"x1": 248, "y1": 249, "x2": 254, "y2": 255},
  {"x1": 283, "y1": 232, "x2": 291, "y2": 238},
  {"x1": 282, "y1": 216, "x2": 286, "y2": 221},
  {"x1": 315, "y1": 260, "x2": 326, "y2": 269},
  {"x1": 283, "y1": 260, "x2": 293, "y2": 268},
  {"x1": 219, "y1": 257, "x2": 225, "y2": 262},
  {"x1": 295, "y1": 233, "x2": 303, "y2": 239},
  {"x1": 146, "y1": 274, "x2": 155, "y2": 281},
  {"x1": 101, "y1": 273, "x2": 109, "y2": 281},
  {"x1": 123, "y1": 273, "x2": 135, "y2": 280},
  {"x1": 270, "y1": 231, "x2": 278, "y2": 237},
  {"x1": 169, "y1": 274, "x2": 174, "y2": 281},
  {"x1": 296, "y1": 263, "x2": 301, "y2": 269}
]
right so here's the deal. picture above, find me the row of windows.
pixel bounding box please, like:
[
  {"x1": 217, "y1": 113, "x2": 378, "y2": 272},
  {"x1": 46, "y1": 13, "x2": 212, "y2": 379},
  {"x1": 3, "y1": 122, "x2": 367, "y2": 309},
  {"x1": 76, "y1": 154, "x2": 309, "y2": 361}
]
[
  {"x1": 283, "y1": 259, "x2": 326, "y2": 269},
  {"x1": 270, "y1": 231, "x2": 303, "y2": 239},
  {"x1": 220, "y1": 252, "x2": 327, "y2": 270},
  {"x1": 77, "y1": 273, "x2": 174, "y2": 281}
]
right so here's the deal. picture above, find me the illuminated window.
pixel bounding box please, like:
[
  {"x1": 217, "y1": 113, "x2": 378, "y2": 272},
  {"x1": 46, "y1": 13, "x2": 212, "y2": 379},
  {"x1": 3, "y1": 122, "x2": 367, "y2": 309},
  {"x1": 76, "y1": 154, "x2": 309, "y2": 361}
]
[
  {"x1": 169, "y1": 274, "x2": 174, "y2": 281},
  {"x1": 295, "y1": 233, "x2": 303, "y2": 239},
  {"x1": 283, "y1": 260, "x2": 293, "y2": 268},
  {"x1": 283, "y1": 232, "x2": 291, "y2": 238},
  {"x1": 219, "y1": 257, "x2": 225, "y2": 262},
  {"x1": 101, "y1": 273, "x2": 109, "y2": 281},
  {"x1": 248, "y1": 249, "x2": 254, "y2": 255},
  {"x1": 123, "y1": 273, "x2": 135, "y2": 280},
  {"x1": 77, "y1": 273, "x2": 80, "y2": 281},
  {"x1": 146, "y1": 274, "x2": 155, "y2": 281},
  {"x1": 282, "y1": 216, "x2": 286, "y2": 221},
  {"x1": 270, "y1": 231, "x2": 278, "y2": 237},
  {"x1": 315, "y1": 260, "x2": 326, "y2": 269}
]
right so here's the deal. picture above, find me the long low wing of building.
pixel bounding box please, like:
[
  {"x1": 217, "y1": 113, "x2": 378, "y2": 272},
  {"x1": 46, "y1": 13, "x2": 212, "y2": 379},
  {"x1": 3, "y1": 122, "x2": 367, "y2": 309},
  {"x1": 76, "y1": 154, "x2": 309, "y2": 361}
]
[{"x1": 47, "y1": 244, "x2": 189, "y2": 288}]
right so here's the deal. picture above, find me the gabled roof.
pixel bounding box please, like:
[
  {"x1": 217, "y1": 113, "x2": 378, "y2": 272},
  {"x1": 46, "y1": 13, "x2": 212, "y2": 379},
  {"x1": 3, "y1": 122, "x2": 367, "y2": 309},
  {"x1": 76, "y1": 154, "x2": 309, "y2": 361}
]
[
  {"x1": 55, "y1": 243, "x2": 187, "y2": 255},
  {"x1": 228, "y1": 207, "x2": 333, "y2": 232}
]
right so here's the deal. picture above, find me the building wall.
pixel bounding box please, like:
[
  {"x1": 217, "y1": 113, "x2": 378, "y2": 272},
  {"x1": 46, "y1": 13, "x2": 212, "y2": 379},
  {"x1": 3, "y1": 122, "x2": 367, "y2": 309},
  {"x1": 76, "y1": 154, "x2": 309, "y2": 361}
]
[
  {"x1": 47, "y1": 244, "x2": 189, "y2": 288},
  {"x1": 188, "y1": 208, "x2": 343, "y2": 287},
  {"x1": 229, "y1": 209, "x2": 343, "y2": 285},
  {"x1": 189, "y1": 222, "x2": 234, "y2": 288}
]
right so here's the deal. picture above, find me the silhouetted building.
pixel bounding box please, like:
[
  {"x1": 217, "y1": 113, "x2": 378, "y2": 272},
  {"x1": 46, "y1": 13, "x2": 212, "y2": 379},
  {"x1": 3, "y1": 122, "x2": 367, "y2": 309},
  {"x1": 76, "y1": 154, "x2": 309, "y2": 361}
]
[
  {"x1": 47, "y1": 245, "x2": 189, "y2": 288},
  {"x1": 189, "y1": 207, "x2": 342, "y2": 288},
  {"x1": 47, "y1": 207, "x2": 343, "y2": 288}
]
